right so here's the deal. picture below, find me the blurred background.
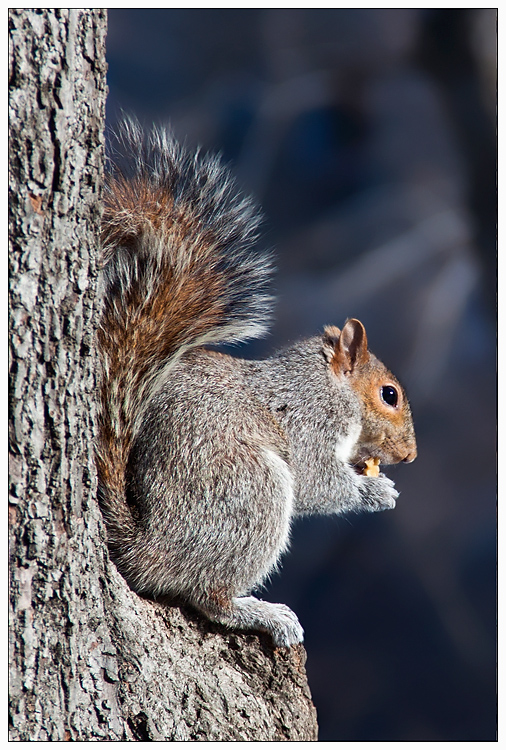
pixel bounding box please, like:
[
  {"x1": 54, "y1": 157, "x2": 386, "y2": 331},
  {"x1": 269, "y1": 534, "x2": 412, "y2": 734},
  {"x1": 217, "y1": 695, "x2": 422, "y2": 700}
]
[{"x1": 105, "y1": 9, "x2": 497, "y2": 741}]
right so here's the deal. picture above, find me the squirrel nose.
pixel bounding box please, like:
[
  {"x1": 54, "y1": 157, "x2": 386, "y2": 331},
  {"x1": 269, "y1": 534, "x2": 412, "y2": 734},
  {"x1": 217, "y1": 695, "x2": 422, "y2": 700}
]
[{"x1": 402, "y1": 448, "x2": 417, "y2": 463}]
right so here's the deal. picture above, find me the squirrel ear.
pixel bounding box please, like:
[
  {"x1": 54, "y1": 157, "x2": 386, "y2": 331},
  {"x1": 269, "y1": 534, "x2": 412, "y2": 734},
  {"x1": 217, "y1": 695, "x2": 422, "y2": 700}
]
[
  {"x1": 322, "y1": 325, "x2": 341, "y2": 362},
  {"x1": 324, "y1": 319, "x2": 368, "y2": 375}
]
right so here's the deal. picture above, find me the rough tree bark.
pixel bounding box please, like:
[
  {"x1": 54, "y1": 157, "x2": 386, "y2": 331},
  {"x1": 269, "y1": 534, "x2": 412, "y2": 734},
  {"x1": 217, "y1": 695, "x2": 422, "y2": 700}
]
[{"x1": 8, "y1": 9, "x2": 318, "y2": 741}]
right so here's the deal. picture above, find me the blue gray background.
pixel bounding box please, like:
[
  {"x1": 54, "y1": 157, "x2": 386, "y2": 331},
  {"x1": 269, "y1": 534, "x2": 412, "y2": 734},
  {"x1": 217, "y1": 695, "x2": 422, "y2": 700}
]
[{"x1": 105, "y1": 9, "x2": 497, "y2": 741}]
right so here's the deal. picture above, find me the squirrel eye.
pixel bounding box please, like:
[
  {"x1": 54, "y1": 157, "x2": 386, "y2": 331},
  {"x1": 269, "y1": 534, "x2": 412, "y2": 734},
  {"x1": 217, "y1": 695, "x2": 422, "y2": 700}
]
[{"x1": 381, "y1": 385, "x2": 398, "y2": 407}]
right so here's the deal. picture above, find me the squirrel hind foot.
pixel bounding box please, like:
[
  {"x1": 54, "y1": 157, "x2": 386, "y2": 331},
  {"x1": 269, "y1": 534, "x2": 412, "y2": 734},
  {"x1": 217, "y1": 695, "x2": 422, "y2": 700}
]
[{"x1": 199, "y1": 594, "x2": 304, "y2": 648}]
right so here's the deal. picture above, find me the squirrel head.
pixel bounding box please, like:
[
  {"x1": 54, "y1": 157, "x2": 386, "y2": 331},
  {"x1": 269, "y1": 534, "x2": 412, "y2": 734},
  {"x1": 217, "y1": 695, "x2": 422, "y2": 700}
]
[{"x1": 322, "y1": 319, "x2": 417, "y2": 467}]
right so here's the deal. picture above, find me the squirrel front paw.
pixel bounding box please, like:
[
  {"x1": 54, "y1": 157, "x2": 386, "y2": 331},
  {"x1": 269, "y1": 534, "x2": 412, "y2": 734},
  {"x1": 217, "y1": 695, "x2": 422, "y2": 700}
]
[{"x1": 359, "y1": 473, "x2": 399, "y2": 512}]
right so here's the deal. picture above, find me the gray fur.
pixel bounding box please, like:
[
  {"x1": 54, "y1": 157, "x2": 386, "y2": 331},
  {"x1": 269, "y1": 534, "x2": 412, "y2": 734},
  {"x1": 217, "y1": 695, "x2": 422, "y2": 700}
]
[
  {"x1": 119, "y1": 345, "x2": 398, "y2": 646},
  {"x1": 98, "y1": 124, "x2": 413, "y2": 648},
  {"x1": 245, "y1": 338, "x2": 399, "y2": 516}
]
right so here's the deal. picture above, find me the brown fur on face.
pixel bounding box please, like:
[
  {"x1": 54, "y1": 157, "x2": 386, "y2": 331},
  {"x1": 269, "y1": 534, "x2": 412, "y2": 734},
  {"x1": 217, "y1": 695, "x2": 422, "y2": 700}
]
[{"x1": 323, "y1": 319, "x2": 417, "y2": 466}]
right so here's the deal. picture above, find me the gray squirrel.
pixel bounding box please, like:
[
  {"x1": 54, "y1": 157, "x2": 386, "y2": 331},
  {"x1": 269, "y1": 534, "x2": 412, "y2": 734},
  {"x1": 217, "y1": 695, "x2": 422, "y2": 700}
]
[{"x1": 96, "y1": 120, "x2": 417, "y2": 648}]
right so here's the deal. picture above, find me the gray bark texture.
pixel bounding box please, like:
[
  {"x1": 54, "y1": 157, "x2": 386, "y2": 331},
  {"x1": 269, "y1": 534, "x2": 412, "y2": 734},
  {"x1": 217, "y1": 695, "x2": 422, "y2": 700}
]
[{"x1": 9, "y1": 9, "x2": 318, "y2": 741}]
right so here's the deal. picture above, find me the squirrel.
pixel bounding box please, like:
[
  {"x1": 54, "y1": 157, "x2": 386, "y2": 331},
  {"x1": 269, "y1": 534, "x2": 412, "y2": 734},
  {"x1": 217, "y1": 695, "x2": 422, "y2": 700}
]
[{"x1": 96, "y1": 120, "x2": 417, "y2": 648}]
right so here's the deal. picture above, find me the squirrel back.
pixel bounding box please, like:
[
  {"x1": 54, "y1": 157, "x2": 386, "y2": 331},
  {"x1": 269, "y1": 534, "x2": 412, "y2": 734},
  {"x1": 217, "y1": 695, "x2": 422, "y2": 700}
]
[{"x1": 96, "y1": 120, "x2": 273, "y2": 553}]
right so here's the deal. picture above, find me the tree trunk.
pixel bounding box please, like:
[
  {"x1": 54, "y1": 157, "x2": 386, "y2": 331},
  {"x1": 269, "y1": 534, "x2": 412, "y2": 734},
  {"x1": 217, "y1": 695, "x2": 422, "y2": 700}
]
[{"x1": 8, "y1": 9, "x2": 318, "y2": 741}]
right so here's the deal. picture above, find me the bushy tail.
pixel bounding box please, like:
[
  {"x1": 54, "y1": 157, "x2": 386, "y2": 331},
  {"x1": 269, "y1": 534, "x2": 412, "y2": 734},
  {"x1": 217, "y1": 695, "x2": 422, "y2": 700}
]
[{"x1": 96, "y1": 120, "x2": 273, "y2": 549}]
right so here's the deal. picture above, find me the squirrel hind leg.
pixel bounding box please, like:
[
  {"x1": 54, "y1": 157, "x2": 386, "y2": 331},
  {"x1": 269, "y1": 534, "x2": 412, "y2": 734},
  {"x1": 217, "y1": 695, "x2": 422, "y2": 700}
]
[{"x1": 196, "y1": 592, "x2": 304, "y2": 648}]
